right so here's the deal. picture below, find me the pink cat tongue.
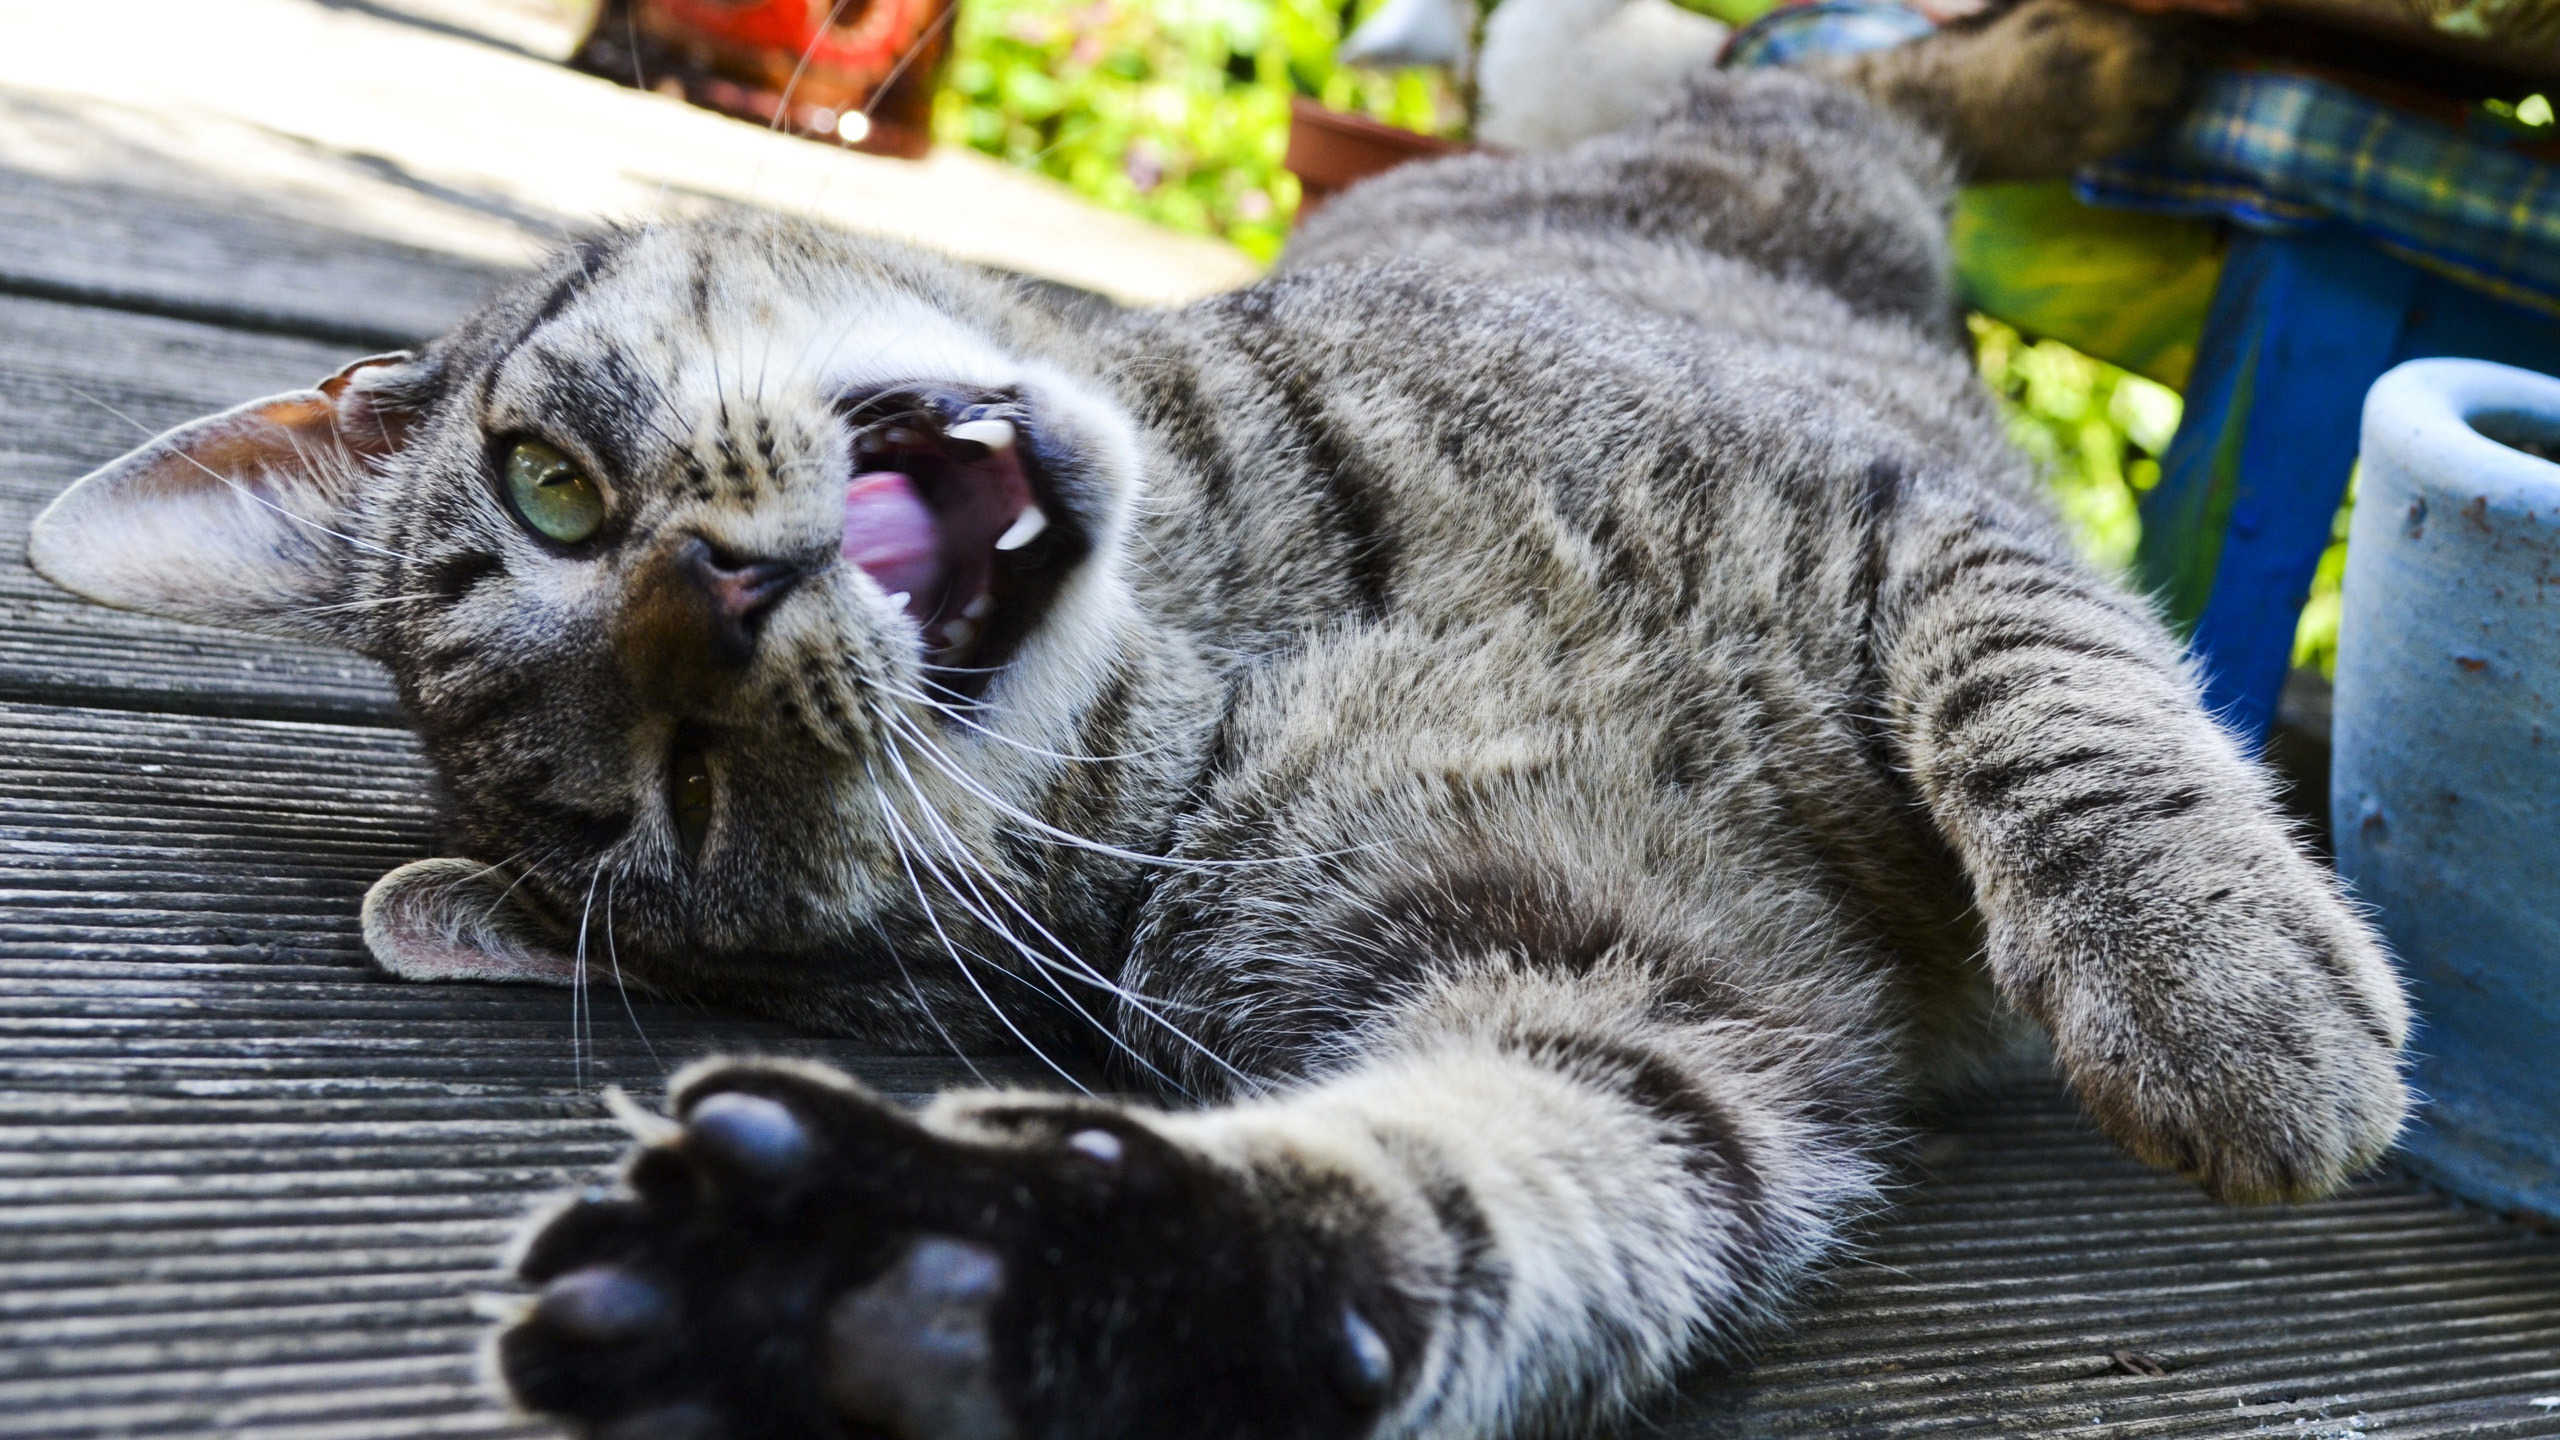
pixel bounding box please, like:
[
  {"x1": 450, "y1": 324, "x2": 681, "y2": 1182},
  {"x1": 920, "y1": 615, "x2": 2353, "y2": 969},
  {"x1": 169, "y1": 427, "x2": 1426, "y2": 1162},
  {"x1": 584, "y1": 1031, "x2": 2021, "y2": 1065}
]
[{"x1": 843, "y1": 471, "x2": 942, "y2": 611}]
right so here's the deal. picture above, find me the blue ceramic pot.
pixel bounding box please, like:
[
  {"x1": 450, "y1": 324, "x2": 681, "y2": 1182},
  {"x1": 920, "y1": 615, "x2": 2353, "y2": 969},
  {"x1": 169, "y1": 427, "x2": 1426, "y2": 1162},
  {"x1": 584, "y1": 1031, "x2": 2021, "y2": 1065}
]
[{"x1": 2335, "y1": 357, "x2": 2560, "y2": 1220}]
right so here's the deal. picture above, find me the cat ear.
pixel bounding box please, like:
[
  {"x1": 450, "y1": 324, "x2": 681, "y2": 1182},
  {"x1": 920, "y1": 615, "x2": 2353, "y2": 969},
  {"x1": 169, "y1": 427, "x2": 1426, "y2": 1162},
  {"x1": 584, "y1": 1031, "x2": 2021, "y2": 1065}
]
[
  {"x1": 362, "y1": 858, "x2": 586, "y2": 988},
  {"x1": 27, "y1": 351, "x2": 429, "y2": 647}
]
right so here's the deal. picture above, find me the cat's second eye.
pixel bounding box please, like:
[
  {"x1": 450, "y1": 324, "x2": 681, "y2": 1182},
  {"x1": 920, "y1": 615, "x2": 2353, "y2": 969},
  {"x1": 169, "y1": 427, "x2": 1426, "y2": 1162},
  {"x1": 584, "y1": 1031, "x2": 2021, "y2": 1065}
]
[{"x1": 503, "y1": 439, "x2": 606, "y2": 544}]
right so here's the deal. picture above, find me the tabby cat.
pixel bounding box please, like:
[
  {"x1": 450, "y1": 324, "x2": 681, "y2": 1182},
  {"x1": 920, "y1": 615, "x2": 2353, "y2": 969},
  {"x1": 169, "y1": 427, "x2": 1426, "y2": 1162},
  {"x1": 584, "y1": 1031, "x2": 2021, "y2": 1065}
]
[{"x1": 31, "y1": 5, "x2": 2410, "y2": 1436}]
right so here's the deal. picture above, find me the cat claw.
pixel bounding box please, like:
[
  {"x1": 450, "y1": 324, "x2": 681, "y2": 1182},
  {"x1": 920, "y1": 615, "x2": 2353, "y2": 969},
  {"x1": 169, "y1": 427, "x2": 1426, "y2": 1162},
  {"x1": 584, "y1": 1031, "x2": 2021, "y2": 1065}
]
[
  {"x1": 1064, "y1": 1127, "x2": 1123, "y2": 1164},
  {"x1": 947, "y1": 418, "x2": 1016, "y2": 452}
]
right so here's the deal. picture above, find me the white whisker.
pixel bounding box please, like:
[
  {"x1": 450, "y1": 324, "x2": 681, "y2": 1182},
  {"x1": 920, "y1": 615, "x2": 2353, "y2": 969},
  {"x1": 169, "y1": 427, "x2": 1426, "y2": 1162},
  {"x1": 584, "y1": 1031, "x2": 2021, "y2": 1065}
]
[
  {"x1": 602, "y1": 867, "x2": 659, "y2": 1069},
  {"x1": 879, "y1": 705, "x2": 1382, "y2": 873},
  {"x1": 571, "y1": 859, "x2": 605, "y2": 1094},
  {"x1": 875, "y1": 677, "x2": 1168, "y2": 764},
  {"x1": 868, "y1": 782, "x2": 1095, "y2": 1094},
  {"x1": 284, "y1": 591, "x2": 448, "y2": 617},
  {"x1": 875, "y1": 743, "x2": 1196, "y2": 1093},
  {"x1": 877, "y1": 727, "x2": 1250, "y2": 1090}
]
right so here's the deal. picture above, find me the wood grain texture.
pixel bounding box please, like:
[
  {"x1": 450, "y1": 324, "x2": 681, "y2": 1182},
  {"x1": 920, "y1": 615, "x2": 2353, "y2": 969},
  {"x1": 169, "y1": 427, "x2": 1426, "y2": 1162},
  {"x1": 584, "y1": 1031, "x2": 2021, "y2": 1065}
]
[
  {"x1": 0, "y1": 697, "x2": 1031, "y2": 1440},
  {"x1": 0, "y1": 147, "x2": 514, "y2": 350},
  {"x1": 0, "y1": 0, "x2": 1259, "y2": 313}
]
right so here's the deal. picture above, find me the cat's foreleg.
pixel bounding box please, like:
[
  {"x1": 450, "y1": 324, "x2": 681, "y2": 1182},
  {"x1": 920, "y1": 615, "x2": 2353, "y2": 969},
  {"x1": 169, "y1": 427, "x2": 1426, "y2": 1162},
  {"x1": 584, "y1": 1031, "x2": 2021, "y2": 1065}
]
[
  {"x1": 1875, "y1": 482, "x2": 2409, "y2": 1203},
  {"x1": 493, "y1": 964, "x2": 1878, "y2": 1440}
]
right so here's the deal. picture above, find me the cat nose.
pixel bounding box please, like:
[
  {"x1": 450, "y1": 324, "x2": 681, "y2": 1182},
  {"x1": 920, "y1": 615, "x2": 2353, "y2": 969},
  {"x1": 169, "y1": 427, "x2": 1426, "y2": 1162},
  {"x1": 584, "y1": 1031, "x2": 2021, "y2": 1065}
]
[{"x1": 681, "y1": 538, "x2": 803, "y2": 663}]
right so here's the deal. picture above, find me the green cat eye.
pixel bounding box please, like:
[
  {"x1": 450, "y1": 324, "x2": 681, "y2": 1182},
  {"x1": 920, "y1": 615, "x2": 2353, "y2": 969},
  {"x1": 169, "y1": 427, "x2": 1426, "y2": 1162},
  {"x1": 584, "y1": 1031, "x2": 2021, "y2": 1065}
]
[{"x1": 504, "y1": 439, "x2": 606, "y2": 544}]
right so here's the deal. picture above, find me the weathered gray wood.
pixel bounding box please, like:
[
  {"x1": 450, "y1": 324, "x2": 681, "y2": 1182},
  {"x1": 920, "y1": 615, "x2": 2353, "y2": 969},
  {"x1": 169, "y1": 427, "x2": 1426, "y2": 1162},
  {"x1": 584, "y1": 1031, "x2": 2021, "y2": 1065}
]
[
  {"x1": 1666, "y1": 1106, "x2": 2560, "y2": 1439},
  {"x1": 0, "y1": 91, "x2": 520, "y2": 348},
  {"x1": 0, "y1": 293, "x2": 404, "y2": 723},
  {"x1": 0, "y1": 695, "x2": 1033, "y2": 1437},
  {"x1": 0, "y1": 0, "x2": 1257, "y2": 317}
]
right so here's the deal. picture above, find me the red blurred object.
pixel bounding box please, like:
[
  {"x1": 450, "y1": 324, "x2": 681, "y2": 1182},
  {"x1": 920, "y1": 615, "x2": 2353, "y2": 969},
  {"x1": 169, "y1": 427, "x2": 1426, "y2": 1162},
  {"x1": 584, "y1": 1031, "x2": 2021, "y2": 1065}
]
[{"x1": 570, "y1": 0, "x2": 956, "y2": 158}]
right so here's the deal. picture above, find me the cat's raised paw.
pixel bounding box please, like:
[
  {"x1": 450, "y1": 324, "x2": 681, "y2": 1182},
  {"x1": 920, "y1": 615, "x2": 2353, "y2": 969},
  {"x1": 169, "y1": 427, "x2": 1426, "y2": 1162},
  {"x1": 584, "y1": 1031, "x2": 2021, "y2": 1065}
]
[{"x1": 497, "y1": 1062, "x2": 1418, "y2": 1440}]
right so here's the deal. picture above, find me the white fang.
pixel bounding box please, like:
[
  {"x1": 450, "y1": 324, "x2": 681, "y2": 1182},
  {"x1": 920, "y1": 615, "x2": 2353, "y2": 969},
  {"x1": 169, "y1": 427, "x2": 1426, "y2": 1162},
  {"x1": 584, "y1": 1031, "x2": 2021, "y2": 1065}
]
[
  {"x1": 949, "y1": 418, "x2": 1016, "y2": 451},
  {"x1": 995, "y1": 507, "x2": 1049, "y2": 551}
]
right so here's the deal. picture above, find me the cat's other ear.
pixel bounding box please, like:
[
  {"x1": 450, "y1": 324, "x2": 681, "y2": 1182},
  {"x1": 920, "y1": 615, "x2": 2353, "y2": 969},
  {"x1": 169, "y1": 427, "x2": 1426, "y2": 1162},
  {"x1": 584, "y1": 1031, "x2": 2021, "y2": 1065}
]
[
  {"x1": 362, "y1": 858, "x2": 587, "y2": 988},
  {"x1": 27, "y1": 351, "x2": 433, "y2": 648}
]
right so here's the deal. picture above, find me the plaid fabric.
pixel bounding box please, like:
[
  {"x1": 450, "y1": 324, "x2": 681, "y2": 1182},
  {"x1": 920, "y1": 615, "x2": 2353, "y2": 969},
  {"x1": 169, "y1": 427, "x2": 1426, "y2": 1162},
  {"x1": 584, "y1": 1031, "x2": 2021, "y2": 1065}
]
[
  {"x1": 2080, "y1": 67, "x2": 2560, "y2": 319},
  {"x1": 1723, "y1": 0, "x2": 2560, "y2": 318}
]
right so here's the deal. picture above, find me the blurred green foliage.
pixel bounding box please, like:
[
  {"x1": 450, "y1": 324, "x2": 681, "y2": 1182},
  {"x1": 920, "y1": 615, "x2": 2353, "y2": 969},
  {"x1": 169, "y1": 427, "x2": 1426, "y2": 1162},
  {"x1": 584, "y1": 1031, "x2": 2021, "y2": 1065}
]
[
  {"x1": 1972, "y1": 316, "x2": 2352, "y2": 679},
  {"x1": 1969, "y1": 315, "x2": 2181, "y2": 578},
  {"x1": 934, "y1": 0, "x2": 1456, "y2": 260},
  {"x1": 2292, "y1": 474, "x2": 2353, "y2": 680}
]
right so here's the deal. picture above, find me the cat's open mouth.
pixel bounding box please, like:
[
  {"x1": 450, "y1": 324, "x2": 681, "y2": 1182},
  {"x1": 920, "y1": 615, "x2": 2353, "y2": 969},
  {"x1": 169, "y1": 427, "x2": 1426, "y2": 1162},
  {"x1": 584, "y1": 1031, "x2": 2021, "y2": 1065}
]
[{"x1": 839, "y1": 387, "x2": 1082, "y2": 696}]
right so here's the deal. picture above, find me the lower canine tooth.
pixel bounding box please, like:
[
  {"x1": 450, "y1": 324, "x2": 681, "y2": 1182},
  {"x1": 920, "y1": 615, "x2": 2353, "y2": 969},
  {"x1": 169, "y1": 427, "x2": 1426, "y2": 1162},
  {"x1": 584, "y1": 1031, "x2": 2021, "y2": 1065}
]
[
  {"x1": 961, "y1": 594, "x2": 992, "y2": 621},
  {"x1": 939, "y1": 618, "x2": 979, "y2": 651},
  {"x1": 948, "y1": 418, "x2": 1015, "y2": 451},
  {"x1": 994, "y1": 507, "x2": 1049, "y2": 551}
]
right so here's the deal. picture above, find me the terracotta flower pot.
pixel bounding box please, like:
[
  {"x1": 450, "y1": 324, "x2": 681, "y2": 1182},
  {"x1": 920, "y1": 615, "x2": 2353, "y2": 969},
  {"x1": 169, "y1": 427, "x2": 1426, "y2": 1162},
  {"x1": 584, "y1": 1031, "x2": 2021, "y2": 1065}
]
[{"x1": 1283, "y1": 97, "x2": 1468, "y2": 217}]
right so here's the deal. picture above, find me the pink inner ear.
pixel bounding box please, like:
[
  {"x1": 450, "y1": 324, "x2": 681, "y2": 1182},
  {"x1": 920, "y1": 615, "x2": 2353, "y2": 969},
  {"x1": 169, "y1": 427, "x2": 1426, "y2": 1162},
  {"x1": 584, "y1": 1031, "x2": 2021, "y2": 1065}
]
[
  {"x1": 372, "y1": 931, "x2": 582, "y2": 987},
  {"x1": 363, "y1": 859, "x2": 586, "y2": 989}
]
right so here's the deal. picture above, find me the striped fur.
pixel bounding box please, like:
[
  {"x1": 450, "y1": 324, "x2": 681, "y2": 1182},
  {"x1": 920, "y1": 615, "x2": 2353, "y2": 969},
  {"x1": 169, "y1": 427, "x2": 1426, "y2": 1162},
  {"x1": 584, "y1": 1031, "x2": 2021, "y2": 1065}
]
[{"x1": 29, "y1": 5, "x2": 2408, "y2": 1436}]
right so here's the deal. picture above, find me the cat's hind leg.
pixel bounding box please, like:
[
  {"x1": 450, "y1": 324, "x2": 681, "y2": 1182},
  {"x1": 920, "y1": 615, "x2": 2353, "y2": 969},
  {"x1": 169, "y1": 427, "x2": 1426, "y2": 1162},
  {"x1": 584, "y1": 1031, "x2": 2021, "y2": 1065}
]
[{"x1": 1874, "y1": 476, "x2": 2409, "y2": 1203}]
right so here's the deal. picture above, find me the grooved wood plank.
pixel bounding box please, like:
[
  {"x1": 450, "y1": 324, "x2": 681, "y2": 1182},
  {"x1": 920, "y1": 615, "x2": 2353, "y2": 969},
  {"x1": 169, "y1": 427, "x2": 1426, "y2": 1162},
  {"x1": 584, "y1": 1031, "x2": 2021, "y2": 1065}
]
[
  {"x1": 0, "y1": 0, "x2": 1257, "y2": 319},
  {"x1": 0, "y1": 90, "x2": 518, "y2": 349},
  {"x1": 6, "y1": 18, "x2": 2559, "y2": 1425},
  {"x1": 0, "y1": 696, "x2": 1032, "y2": 1439},
  {"x1": 1670, "y1": 1103, "x2": 2560, "y2": 1439},
  {"x1": 5, "y1": 421, "x2": 2560, "y2": 1438}
]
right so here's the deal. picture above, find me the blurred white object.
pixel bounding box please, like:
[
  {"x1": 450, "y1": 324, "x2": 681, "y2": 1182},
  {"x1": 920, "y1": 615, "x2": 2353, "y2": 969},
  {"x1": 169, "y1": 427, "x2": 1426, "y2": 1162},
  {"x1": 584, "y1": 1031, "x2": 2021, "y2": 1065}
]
[
  {"x1": 1479, "y1": 0, "x2": 1730, "y2": 149},
  {"x1": 1339, "y1": 0, "x2": 1474, "y2": 69},
  {"x1": 1341, "y1": 0, "x2": 1730, "y2": 151}
]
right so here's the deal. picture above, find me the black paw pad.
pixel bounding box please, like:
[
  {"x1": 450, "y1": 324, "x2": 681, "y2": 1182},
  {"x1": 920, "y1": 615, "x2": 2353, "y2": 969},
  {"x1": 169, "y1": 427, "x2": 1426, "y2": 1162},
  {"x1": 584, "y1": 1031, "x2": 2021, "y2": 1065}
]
[
  {"x1": 682, "y1": 1091, "x2": 813, "y2": 1178},
  {"x1": 826, "y1": 1236, "x2": 1014, "y2": 1440},
  {"x1": 516, "y1": 1191, "x2": 653, "y2": 1282},
  {"x1": 533, "y1": 1267, "x2": 674, "y2": 1344},
  {"x1": 596, "y1": 1401, "x2": 727, "y2": 1440}
]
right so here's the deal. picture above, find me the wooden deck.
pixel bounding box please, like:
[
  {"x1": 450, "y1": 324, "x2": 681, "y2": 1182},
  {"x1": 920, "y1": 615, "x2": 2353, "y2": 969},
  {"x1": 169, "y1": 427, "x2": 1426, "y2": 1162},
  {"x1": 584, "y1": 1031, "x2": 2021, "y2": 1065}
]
[{"x1": 2, "y1": 3, "x2": 2558, "y2": 1435}]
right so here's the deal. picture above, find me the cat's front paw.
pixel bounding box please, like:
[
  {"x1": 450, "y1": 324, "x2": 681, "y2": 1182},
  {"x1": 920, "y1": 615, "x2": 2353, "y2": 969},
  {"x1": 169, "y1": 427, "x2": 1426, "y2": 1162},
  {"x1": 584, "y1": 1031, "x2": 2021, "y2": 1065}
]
[
  {"x1": 2023, "y1": 849, "x2": 2412, "y2": 1205},
  {"x1": 496, "y1": 1062, "x2": 1414, "y2": 1440}
]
